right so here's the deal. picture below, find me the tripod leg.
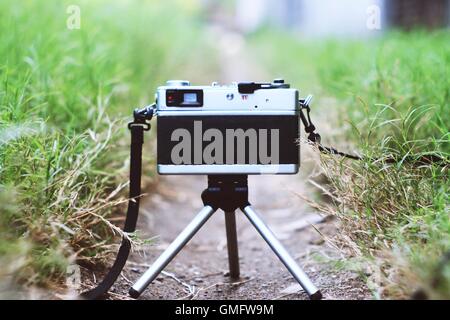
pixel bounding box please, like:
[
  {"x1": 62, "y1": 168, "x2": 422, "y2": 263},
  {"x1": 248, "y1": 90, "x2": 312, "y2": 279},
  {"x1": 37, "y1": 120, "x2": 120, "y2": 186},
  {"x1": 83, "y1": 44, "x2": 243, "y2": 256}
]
[
  {"x1": 224, "y1": 211, "x2": 240, "y2": 280},
  {"x1": 130, "y1": 205, "x2": 216, "y2": 298},
  {"x1": 241, "y1": 206, "x2": 322, "y2": 300}
]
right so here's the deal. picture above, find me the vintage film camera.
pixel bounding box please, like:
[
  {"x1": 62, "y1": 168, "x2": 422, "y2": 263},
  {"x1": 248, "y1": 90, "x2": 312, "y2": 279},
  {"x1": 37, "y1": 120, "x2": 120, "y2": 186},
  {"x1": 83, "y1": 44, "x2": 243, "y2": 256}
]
[
  {"x1": 85, "y1": 79, "x2": 322, "y2": 300},
  {"x1": 156, "y1": 79, "x2": 301, "y2": 175}
]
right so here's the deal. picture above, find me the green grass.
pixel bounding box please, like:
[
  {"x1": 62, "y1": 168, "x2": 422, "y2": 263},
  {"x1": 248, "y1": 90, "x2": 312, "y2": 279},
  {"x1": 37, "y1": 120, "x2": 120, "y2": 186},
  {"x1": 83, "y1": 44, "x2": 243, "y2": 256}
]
[
  {"x1": 0, "y1": 0, "x2": 217, "y2": 291},
  {"x1": 251, "y1": 29, "x2": 449, "y2": 299}
]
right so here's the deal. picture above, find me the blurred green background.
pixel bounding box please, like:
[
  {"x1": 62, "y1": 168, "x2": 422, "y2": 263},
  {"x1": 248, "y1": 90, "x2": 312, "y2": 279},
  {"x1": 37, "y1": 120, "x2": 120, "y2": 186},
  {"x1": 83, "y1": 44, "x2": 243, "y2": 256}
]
[{"x1": 0, "y1": 0, "x2": 448, "y2": 299}]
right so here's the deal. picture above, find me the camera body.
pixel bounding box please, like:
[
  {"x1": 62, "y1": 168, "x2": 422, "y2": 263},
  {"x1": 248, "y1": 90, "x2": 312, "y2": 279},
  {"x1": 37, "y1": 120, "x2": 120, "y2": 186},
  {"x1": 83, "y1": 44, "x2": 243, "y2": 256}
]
[{"x1": 156, "y1": 79, "x2": 301, "y2": 175}]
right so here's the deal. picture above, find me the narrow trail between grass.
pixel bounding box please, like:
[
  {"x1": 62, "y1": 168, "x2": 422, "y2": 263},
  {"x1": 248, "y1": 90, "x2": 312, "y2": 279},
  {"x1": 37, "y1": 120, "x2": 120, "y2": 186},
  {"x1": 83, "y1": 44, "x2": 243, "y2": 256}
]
[{"x1": 107, "y1": 23, "x2": 371, "y2": 300}]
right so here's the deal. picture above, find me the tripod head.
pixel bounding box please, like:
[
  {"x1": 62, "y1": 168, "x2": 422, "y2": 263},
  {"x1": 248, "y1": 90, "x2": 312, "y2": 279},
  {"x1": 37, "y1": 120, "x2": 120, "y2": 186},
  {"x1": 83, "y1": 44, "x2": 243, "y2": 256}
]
[{"x1": 202, "y1": 175, "x2": 249, "y2": 212}]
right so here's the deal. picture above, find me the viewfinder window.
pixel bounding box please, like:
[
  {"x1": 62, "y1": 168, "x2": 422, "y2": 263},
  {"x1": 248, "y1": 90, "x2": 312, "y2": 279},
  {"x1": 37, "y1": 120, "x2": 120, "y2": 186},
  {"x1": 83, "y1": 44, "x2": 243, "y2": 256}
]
[
  {"x1": 183, "y1": 93, "x2": 198, "y2": 104},
  {"x1": 166, "y1": 89, "x2": 203, "y2": 107}
]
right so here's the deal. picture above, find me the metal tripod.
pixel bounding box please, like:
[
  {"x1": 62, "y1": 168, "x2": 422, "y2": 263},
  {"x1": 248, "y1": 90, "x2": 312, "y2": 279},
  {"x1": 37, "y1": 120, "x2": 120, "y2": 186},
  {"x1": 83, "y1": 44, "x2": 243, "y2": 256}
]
[{"x1": 129, "y1": 175, "x2": 322, "y2": 300}]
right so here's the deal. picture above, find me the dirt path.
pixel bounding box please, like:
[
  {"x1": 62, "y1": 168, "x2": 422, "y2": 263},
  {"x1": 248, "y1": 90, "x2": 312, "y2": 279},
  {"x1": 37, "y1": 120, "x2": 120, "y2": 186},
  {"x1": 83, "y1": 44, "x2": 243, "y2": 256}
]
[{"x1": 109, "y1": 25, "x2": 371, "y2": 300}]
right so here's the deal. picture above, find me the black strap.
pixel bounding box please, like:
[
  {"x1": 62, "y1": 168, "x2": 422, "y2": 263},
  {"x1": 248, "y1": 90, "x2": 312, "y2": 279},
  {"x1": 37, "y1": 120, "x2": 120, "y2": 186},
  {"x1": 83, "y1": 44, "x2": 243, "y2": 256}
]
[
  {"x1": 80, "y1": 117, "x2": 150, "y2": 300},
  {"x1": 299, "y1": 100, "x2": 449, "y2": 166},
  {"x1": 299, "y1": 100, "x2": 362, "y2": 161}
]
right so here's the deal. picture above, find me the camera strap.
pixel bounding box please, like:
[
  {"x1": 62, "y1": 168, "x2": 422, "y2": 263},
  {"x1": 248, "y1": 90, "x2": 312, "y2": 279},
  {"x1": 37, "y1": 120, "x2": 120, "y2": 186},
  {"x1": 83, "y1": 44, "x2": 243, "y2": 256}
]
[
  {"x1": 299, "y1": 98, "x2": 449, "y2": 167},
  {"x1": 299, "y1": 98, "x2": 362, "y2": 160},
  {"x1": 80, "y1": 107, "x2": 154, "y2": 300}
]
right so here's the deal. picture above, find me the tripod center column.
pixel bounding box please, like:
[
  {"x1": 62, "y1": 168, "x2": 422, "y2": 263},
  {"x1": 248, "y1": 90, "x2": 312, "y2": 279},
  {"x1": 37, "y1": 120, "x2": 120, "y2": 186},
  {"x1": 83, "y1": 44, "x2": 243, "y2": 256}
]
[{"x1": 225, "y1": 211, "x2": 240, "y2": 280}]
